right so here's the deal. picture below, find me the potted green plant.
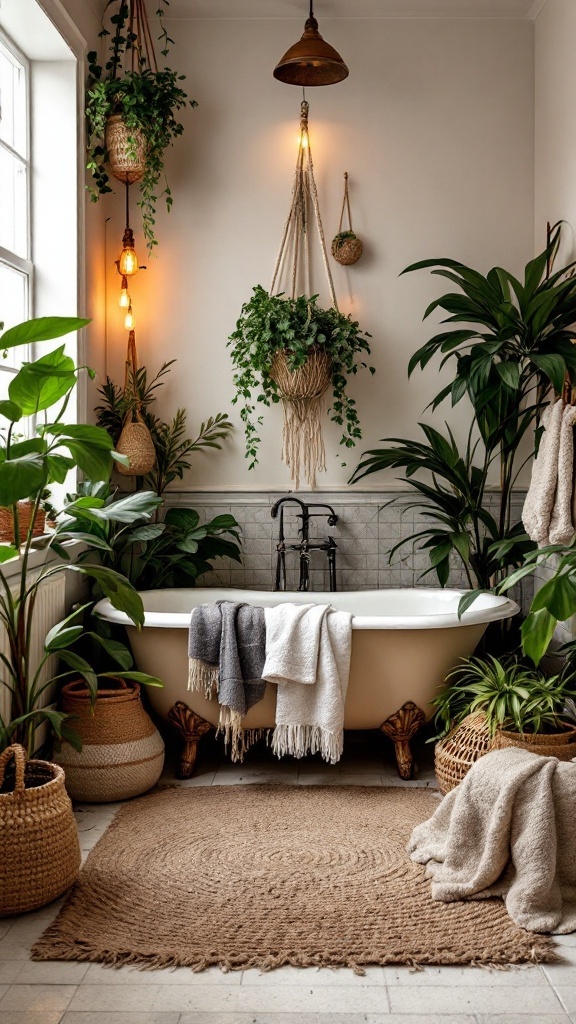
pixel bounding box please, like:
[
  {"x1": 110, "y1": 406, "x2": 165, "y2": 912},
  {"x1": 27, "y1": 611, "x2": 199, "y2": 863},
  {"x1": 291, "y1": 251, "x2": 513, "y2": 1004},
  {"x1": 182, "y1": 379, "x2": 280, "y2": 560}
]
[
  {"x1": 0, "y1": 315, "x2": 162, "y2": 755},
  {"x1": 85, "y1": 0, "x2": 197, "y2": 254},
  {"x1": 228, "y1": 285, "x2": 374, "y2": 486},
  {"x1": 432, "y1": 655, "x2": 576, "y2": 761},
  {"x1": 350, "y1": 229, "x2": 576, "y2": 597}
]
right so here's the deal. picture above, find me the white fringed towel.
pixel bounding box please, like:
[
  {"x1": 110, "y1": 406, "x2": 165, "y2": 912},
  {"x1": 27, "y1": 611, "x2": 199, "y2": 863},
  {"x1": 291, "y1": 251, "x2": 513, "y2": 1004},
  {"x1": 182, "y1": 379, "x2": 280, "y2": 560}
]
[
  {"x1": 262, "y1": 603, "x2": 352, "y2": 765},
  {"x1": 522, "y1": 399, "x2": 564, "y2": 544},
  {"x1": 549, "y1": 403, "x2": 576, "y2": 544},
  {"x1": 408, "y1": 747, "x2": 576, "y2": 934}
]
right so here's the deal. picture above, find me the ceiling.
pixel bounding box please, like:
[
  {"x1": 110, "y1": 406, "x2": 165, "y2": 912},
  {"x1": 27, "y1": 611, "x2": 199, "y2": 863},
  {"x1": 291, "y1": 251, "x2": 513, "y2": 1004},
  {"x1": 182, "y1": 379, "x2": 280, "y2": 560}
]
[{"x1": 162, "y1": 0, "x2": 542, "y2": 19}]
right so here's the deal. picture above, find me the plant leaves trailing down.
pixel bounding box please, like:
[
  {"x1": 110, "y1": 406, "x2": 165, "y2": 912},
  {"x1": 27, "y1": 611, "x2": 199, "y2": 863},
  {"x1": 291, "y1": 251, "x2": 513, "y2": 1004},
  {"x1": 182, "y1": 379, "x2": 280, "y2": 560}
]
[
  {"x1": 350, "y1": 227, "x2": 576, "y2": 593},
  {"x1": 85, "y1": 0, "x2": 197, "y2": 254},
  {"x1": 228, "y1": 286, "x2": 374, "y2": 469},
  {"x1": 0, "y1": 316, "x2": 162, "y2": 755}
]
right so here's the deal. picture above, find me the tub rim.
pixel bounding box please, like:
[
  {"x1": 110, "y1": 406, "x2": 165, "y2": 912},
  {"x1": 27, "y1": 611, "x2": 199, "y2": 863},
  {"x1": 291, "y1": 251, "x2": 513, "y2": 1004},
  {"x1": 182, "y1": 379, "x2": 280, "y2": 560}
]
[{"x1": 94, "y1": 587, "x2": 519, "y2": 631}]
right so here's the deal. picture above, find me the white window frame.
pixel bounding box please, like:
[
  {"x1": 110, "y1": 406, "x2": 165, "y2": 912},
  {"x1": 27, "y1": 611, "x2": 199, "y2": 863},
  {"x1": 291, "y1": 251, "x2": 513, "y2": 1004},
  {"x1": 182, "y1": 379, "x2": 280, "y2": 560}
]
[{"x1": 0, "y1": 27, "x2": 33, "y2": 410}]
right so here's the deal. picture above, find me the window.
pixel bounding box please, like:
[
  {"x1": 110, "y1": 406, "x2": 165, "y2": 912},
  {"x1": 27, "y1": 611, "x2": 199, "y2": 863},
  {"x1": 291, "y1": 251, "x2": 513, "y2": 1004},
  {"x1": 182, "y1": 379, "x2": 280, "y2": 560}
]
[{"x1": 0, "y1": 32, "x2": 31, "y2": 405}]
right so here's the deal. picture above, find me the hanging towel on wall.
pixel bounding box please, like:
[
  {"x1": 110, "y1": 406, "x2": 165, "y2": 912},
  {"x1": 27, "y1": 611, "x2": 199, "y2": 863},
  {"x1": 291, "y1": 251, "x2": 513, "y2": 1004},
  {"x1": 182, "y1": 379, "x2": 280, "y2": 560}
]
[
  {"x1": 188, "y1": 601, "x2": 266, "y2": 761},
  {"x1": 522, "y1": 398, "x2": 564, "y2": 544},
  {"x1": 262, "y1": 603, "x2": 352, "y2": 765},
  {"x1": 407, "y1": 747, "x2": 576, "y2": 934},
  {"x1": 549, "y1": 403, "x2": 576, "y2": 544}
]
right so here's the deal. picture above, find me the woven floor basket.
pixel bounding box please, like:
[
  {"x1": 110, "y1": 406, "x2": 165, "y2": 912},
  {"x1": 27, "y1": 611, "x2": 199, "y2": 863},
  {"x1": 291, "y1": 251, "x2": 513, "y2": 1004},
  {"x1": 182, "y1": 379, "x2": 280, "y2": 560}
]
[
  {"x1": 53, "y1": 679, "x2": 164, "y2": 803},
  {"x1": 331, "y1": 233, "x2": 363, "y2": 266},
  {"x1": 270, "y1": 347, "x2": 332, "y2": 400},
  {"x1": 105, "y1": 114, "x2": 147, "y2": 184},
  {"x1": 116, "y1": 419, "x2": 156, "y2": 476},
  {"x1": 0, "y1": 501, "x2": 46, "y2": 544},
  {"x1": 0, "y1": 744, "x2": 80, "y2": 916},
  {"x1": 494, "y1": 724, "x2": 576, "y2": 760},
  {"x1": 435, "y1": 712, "x2": 495, "y2": 794}
]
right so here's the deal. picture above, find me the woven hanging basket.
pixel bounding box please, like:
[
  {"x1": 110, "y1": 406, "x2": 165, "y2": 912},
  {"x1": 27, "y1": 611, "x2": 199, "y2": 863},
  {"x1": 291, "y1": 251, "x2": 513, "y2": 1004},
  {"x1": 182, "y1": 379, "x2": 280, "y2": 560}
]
[
  {"x1": 53, "y1": 679, "x2": 165, "y2": 803},
  {"x1": 270, "y1": 346, "x2": 332, "y2": 400},
  {"x1": 434, "y1": 712, "x2": 495, "y2": 795},
  {"x1": 105, "y1": 113, "x2": 148, "y2": 185},
  {"x1": 494, "y1": 723, "x2": 576, "y2": 760},
  {"x1": 0, "y1": 500, "x2": 46, "y2": 544},
  {"x1": 116, "y1": 415, "x2": 156, "y2": 476},
  {"x1": 0, "y1": 744, "x2": 80, "y2": 916},
  {"x1": 331, "y1": 232, "x2": 363, "y2": 266}
]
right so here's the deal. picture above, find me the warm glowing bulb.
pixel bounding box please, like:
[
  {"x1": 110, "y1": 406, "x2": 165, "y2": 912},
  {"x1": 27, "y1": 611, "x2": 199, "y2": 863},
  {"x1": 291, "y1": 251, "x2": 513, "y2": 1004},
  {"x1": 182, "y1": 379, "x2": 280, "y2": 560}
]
[
  {"x1": 118, "y1": 275, "x2": 130, "y2": 308},
  {"x1": 124, "y1": 305, "x2": 135, "y2": 331},
  {"x1": 119, "y1": 247, "x2": 139, "y2": 276},
  {"x1": 299, "y1": 132, "x2": 309, "y2": 150}
]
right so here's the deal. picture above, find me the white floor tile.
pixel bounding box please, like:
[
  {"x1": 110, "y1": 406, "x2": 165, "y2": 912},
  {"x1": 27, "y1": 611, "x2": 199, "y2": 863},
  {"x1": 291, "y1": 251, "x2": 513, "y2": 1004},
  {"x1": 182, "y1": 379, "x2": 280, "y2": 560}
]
[
  {"x1": 0, "y1": 967, "x2": 21, "y2": 986},
  {"x1": 62, "y1": 1014, "x2": 180, "y2": 1024},
  {"x1": 387, "y1": 984, "x2": 563, "y2": 1015},
  {"x1": 67, "y1": 984, "x2": 162, "y2": 1011},
  {"x1": 383, "y1": 964, "x2": 549, "y2": 987},
  {"x1": 0, "y1": 1012, "x2": 65, "y2": 1024},
  {"x1": 14, "y1": 961, "x2": 89, "y2": 985},
  {"x1": 233, "y1": 983, "x2": 390, "y2": 1014},
  {"x1": 150, "y1": 986, "x2": 240, "y2": 1012},
  {"x1": 555, "y1": 988, "x2": 576, "y2": 1014},
  {"x1": 177, "y1": 1015, "x2": 321, "y2": 1024},
  {"x1": 82, "y1": 963, "x2": 242, "y2": 985},
  {"x1": 0, "y1": 983, "x2": 76, "y2": 1013},
  {"x1": 240, "y1": 965, "x2": 386, "y2": 986},
  {"x1": 475, "y1": 1015, "x2": 571, "y2": 1024}
]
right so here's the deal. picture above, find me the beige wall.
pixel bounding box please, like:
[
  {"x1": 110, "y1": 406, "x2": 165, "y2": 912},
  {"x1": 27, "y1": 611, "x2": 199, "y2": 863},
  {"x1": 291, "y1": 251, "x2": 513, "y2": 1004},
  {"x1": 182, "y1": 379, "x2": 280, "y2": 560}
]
[
  {"x1": 535, "y1": 0, "x2": 576, "y2": 265},
  {"x1": 64, "y1": 6, "x2": 535, "y2": 492}
]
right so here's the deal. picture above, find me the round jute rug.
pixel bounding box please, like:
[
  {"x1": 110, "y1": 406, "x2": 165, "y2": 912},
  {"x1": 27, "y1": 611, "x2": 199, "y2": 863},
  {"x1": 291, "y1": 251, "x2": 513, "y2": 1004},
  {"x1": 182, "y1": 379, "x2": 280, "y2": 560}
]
[{"x1": 32, "y1": 785, "x2": 552, "y2": 972}]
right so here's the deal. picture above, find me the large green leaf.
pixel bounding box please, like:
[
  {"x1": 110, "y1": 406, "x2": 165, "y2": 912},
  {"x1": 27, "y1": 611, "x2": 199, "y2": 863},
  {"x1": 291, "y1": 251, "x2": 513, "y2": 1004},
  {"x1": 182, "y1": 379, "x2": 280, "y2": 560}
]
[
  {"x1": 521, "y1": 608, "x2": 557, "y2": 666},
  {"x1": 0, "y1": 544, "x2": 18, "y2": 563},
  {"x1": 99, "y1": 491, "x2": 162, "y2": 523},
  {"x1": 165, "y1": 507, "x2": 200, "y2": 530},
  {"x1": 9, "y1": 346, "x2": 76, "y2": 415},
  {"x1": 68, "y1": 564, "x2": 144, "y2": 626},
  {"x1": 0, "y1": 316, "x2": 89, "y2": 351},
  {"x1": 531, "y1": 574, "x2": 576, "y2": 622},
  {"x1": 58, "y1": 650, "x2": 98, "y2": 699},
  {"x1": 46, "y1": 424, "x2": 116, "y2": 482},
  {"x1": 0, "y1": 400, "x2": 22, "y2": 422},
  {"x1": 99, "y1": 670, "x2": 163, "y2": 687},
  {"x1": 0, "y1": 454, "x2": 45, "y2": 505},
  {"x1": 88, "y1": 633, "x2": 133, "y2": 670}
]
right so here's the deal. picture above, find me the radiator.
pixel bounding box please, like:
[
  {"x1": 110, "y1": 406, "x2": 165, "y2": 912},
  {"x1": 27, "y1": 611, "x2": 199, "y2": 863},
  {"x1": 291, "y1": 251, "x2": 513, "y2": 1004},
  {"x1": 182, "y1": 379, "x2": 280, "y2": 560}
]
[{"x1": 0, "y1": 573, "x2": 67, "y2": 744}]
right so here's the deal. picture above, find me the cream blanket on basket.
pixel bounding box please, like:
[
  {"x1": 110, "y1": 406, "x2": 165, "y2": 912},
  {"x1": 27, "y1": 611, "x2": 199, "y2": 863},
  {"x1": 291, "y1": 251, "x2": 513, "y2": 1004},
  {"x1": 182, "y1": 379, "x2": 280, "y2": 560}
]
[
  {"x1": 262, "y1": 603, "x2": 352, "y2": 765},
  {"x1": 408, "y1": 747, "x2": 576, "y2": 933}
]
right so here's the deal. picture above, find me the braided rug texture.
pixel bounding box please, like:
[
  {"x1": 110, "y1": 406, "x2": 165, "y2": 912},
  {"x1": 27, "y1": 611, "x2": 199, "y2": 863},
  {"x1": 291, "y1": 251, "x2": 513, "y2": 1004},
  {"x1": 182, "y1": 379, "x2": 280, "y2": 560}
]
[{"x1": 32, "y1": 785, "x2": 552, "y2": 972}]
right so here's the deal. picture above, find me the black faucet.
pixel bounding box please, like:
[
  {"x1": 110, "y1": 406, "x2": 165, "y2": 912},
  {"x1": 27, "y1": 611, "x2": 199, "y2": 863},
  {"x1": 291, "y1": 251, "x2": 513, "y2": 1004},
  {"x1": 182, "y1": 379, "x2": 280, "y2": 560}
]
[{"x1": 271, "y1": 496, "x2": 339, "y2": 592}]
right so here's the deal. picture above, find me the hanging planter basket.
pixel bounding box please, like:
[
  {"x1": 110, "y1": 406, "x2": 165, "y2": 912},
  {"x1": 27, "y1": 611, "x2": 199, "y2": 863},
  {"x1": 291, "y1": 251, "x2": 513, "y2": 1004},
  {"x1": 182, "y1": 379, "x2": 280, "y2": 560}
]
[
  {"x1": 332, "y1": 172, "x2": 363, "y2": 266},
  {"x1": 105, "y1": 113, "x2": 148, "y2": 185},
  {"x1": 116, "y1": 330, "x2": 156, "y2": 476},
  {"x1": 0, "y1": 745, "x2": 80, "y2": 916},
  {"x1": 270, "y1": 346, "x2": 332, "y2": 401}
]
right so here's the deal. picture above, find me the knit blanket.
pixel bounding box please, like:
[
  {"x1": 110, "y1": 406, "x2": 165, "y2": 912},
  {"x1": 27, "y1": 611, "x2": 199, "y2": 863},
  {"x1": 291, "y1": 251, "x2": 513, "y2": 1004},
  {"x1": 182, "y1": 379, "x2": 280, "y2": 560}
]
[
  {"x1": 408, "y1": 747, "x2": 576, "y2": 933},
  {"x1": 188, "y1": 601, "x2": 266, "y2": 761},
  {"x1": 262, "y1": 603, "x2": 352, "y2": 765}
]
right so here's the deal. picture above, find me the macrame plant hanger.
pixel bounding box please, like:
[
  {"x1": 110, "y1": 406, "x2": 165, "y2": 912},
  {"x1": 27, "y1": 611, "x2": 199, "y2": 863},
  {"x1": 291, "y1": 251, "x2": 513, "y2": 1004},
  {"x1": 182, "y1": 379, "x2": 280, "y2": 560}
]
[
  {"x1": 116, "y1": 330, "x2": 156, "y2": 476},
  {"x1": 269, "y1": 99, "x2": 338, "y2": 489}
]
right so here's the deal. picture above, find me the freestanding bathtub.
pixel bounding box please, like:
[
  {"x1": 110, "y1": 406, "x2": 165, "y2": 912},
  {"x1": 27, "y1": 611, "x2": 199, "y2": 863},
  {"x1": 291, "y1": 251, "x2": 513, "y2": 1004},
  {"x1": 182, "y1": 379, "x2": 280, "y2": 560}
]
[{"x1": 95, "y1": 587, "x2": 518, "y2": 779}]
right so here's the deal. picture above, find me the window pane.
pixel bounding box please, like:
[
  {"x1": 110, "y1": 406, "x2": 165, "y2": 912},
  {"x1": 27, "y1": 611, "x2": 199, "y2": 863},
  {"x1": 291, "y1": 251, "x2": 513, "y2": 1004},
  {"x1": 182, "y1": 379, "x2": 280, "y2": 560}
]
[
  {"x1": 0, "y1": 146, "x2": 27, "y2": 257},
  {"x1": 0, "y1": 262, "x2": 27, "y2": 368},
  {"x1": 0, "y1": 42, "x2": 26, "y2": 157}
]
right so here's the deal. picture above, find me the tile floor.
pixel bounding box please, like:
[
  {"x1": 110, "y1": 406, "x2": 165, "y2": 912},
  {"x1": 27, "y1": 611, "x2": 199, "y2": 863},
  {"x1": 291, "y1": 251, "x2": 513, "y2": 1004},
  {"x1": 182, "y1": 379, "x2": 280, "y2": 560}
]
[{"x1": 1, "y1": 733, "x2": 575, "y2": 1024}]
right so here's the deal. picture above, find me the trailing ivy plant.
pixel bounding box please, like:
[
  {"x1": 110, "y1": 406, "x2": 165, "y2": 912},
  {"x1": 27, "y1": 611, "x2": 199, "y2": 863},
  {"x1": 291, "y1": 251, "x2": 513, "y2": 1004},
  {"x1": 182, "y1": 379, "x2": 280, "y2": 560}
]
[
  {"x1": 85, "y1": 0, "x2": 197, "y2": 253},
  {"x1": 94, "y1": 360, "x2": 233, "y2": 497},
  {"x1": 350, "y1": 229, "x2": 576, "y2": 592},
  {"x1": 228, "y1": 285, "x2": 374, "y2": 468}
]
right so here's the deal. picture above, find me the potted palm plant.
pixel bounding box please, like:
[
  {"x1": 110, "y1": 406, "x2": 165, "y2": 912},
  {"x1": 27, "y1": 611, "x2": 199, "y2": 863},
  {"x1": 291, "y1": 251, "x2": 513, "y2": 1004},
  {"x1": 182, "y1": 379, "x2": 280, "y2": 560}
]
[
  {"x1": 85, "y1": 0, "x2": 197, "y2": 254},
  {"x1": 0, "y1": 315, "x2": 162, "y2": 755}
]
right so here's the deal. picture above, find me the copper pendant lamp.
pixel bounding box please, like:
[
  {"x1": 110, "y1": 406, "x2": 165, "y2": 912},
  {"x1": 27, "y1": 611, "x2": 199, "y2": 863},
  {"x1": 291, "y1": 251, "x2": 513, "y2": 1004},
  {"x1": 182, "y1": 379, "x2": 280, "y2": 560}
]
[{"x1": 273, "y1": 1, "x2": 349, "y2": 87}]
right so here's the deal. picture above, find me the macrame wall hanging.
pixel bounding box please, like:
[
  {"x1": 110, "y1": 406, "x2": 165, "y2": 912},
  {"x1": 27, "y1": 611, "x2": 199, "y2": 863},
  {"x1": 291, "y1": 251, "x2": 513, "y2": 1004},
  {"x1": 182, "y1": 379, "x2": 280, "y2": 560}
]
[
  {"x1": 116, "y1": 330, "x2": 156, "y2": 476},
  {"x1": 332, "y1": 171, "x2": 363, "y2": 266},
  {"x1": 269, "y1": 100, "x2": 339, "y2": 490}
]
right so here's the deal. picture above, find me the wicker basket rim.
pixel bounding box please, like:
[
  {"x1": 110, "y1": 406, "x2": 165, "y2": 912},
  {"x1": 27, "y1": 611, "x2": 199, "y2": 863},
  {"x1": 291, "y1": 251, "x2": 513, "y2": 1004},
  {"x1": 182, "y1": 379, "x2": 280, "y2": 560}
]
[
  {"x1": 0, "y1": 758, "x2": 65, "y2": 800},
  {"x1": 497, "y1": 724, "x2": 576, "y2": 745},
  {"x1": 62, "y1": 678, "x2": 141, "y2": 703}
]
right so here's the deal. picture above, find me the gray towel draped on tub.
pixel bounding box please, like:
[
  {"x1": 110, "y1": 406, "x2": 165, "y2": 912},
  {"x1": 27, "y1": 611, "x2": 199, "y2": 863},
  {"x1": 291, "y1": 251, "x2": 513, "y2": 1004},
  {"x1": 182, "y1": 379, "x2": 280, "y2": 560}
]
[{"x1": 188, "y1": 601, "x2": 266, "y2": 761}]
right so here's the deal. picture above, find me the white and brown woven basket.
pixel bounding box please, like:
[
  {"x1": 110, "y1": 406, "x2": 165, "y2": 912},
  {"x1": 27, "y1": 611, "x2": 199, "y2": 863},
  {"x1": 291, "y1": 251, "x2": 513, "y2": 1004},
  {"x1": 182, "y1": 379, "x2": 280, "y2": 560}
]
[
  {"x1": 0, "y1": 500, "x2": 46, "y2": 544},
  {"x1": 54, "y1": 679, "x2": 164, "y2": 803},
  {"x1": 0, "y1": 744, "x2": 80, "y2": 916},
  {"x1": 270, "y1": 346, "x2": 332, "y2": 401},
  {"x1": 434, "y1": 712, "x2": 495, "y2": 794},
  {"x1": 105, "y1": 113, "x2": 147, "y2": 185}
]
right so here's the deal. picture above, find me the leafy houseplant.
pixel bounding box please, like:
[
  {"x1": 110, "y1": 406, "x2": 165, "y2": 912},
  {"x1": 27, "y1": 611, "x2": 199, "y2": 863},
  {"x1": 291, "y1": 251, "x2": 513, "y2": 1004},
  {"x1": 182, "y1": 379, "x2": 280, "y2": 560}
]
[
  {"x1": 61, "y1": 481, "x2": 242, "y2": 590},
  {"x1": 0, "y1": 317, "x2": 162, "y2": 755},
  {"x1": 85, "y1": 0, "x2": 197, "y2": 254},
  {"x1": 228, "y1": 285, "x2": 374, "y2": 470},
  {"x1": 351, "y1": 230, "x2": 576, "y2": 592},
  {"x1": 94, "y1": 360, "x2": 233, "y2": 497},
  {"x1": 432, "y1": 655, "x2": 576, "y2": 742}
]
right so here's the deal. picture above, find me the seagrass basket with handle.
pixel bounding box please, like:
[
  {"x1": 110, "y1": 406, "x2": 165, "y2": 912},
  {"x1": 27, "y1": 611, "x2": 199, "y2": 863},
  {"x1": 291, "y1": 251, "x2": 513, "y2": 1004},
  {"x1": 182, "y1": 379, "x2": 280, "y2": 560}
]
[{"x1": 0, "y1": 744, "x2": 80, "y2": 916}]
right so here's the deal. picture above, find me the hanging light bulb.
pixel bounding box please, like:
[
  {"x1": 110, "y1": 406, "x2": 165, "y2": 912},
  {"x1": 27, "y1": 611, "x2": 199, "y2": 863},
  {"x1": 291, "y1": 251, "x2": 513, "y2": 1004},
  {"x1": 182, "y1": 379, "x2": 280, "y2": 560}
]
[
  {"x1": 119, "y1": 226, "x2": 139, "y2": 276},
  {"x1": 118, "y1": 275, "x2": 130, "y2": 309},
  {"x1": 124, "y1": 303, "x2": 135, "y2": 331}
]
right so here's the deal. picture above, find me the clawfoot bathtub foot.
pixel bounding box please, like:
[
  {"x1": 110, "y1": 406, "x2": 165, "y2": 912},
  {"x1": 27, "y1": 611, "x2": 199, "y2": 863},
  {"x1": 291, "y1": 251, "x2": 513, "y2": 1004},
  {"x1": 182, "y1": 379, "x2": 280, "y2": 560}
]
[
  {"x1": 380, "y1": 701, "x2": 426, "y2": 780},
  {"x1": 167, "y1": 701, "x2": 214, "y2": 779}
]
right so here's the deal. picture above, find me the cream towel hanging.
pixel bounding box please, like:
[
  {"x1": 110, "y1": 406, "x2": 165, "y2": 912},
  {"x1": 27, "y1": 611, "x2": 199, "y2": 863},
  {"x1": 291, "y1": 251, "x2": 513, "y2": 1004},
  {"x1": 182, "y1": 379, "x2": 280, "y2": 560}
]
[
  {"x1": 522, "y1": 398, "x2": 564, "y2": 545},
  {"x1": 549, "y1": 404, "x2": 576, "y2": 545}
]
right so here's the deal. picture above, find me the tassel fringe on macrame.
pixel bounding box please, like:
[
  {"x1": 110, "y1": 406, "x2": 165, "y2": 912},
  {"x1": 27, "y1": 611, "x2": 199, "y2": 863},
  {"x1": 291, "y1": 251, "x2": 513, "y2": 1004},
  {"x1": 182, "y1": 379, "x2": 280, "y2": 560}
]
[
  {"x1": 271, "y1": 723, "x2": 343, "y2": 766},
  {"x1": 280, "y1": 396, "x2": 326, "y2": 491}
]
